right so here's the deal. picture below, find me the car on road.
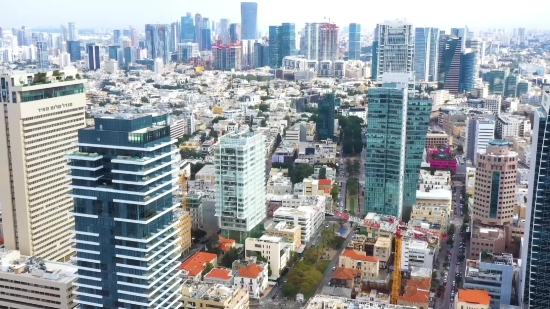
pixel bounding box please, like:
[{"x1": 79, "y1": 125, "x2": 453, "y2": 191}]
[{"x1": 332, "y1": 266, "x2": 336, "y2": 271}]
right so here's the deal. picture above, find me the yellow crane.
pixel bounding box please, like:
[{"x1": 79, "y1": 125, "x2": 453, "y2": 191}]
[
  {"x1": 177, "y1": 171, "x2": 188, "y2": 211},
  {"x1": 391, "y1": 230, "x2": 403, "y2": 304}
]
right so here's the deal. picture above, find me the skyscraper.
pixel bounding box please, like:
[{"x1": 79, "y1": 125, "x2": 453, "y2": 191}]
[
  {"x1": 201, "y1": 28, "x2": 212, "y2": 51},
  {"x1": 68, "y1": 114, "x2": 185, "y2": 309},
  {"x1": 178, "y1": 42, "x2": 199, "y2": 61},
  {"x1": 268, "y1": 26, "x2": 280, "y2": 67},
  {"x1": 68, "y1": 22, "x2": 78, "y2": 40},
  {"x1": 373, "y1": 20, "x2": 414, "y2": 82},
  {"x1": 253, "y1": 42, "x2": 269, "y2": 67},
  {"x1": 145, "y1": 24, "x2": 171, "y2": 64},
  {"x1": 219, "y1": 18, "x2": 231, "y2": 44},
  {"x1": 241, "y1": 2, "x2": 258, "y2": 40},
  {"x1": 268, "y1": 23, "x2": 297, "y2": 67},
  {"x1": 86, "y1": 44, "x2": 100, "y2": 71},
  {"x1": 348, "y1": 23, "x2": 361, "y2": 60},
  {"x1": 504, "y1": 74, "x2": 519, "y2": 97},
  {"x1": 316, "y1": 92, "x2": 336, "y2": 141},
  {"x1": 365, "y1": 75, "x2": 432, "y2": 219},
  {"x1": 170, "y1": 21, "x2": 180, "y2": 51},
  {"x1": 0, "y1": 69, "x2": 86, "y2": 262},
  {"x1": 414, "y1": 27, "x2": 439, "y2": 82},
  {"x1": 438, "y1": 35, "x2": 462, "y2": 94},
  {"x1": 215, "y1": 131, "x2": 266, "y2": 242},
  {"x1": 181, "y1": 13, "x2": 195, "y2": 42},
  {"x1": 124, "y1": 46, "x2": 138, "y2": 67},
  {"x1": 35, "y1": 41, "x2": 49, "y2": 70},
  {"x1": 113, "y1": 29, "x2": 121, "y2": 45},
  {"x1": 302, "y1": 23, "x2": 321, "y2": 60},
  {"x1": 319, "y1": 24, "x2": 339, "y2": 62},
  {"x1": 229, "y1": 23, "x2": 241, "y2": 43},
  {"x1": 21, "y1": 26, "x2": 32, "y2": 46},
  {"x1": 487, "y1": 70, "x2": 508, "y2": 96},
  {"x1": 130, "y1": 28, "x2": 139, "y2": 47},
  {"x1": 459, "y1": 49, "x2": 476, "y2": 93},
  {"x1": 451, "y1": 27, "x2": 468, "y2": 50},
  {"x1": 521, "y1": 90, "x2": 550, "y2": 308},
  {"x1": 464, "y1": 117, "x2": 495, "y2": 164},
  {"x1": 66, "y1": 40, "x2": 81, "y2": 61},
  {"x1": 195, "y1": 14, "x2": 203, "y2": 47}
]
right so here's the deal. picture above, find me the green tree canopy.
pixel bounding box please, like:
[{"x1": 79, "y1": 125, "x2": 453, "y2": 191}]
[
  {"x1": 330, "y1": 184, "x2": 339, "y2": 203},
  {"x1": 319, "y1": 167, "x2": 327, "y2": 179},
  {"x1": 290, "y1": 163, "x2": 314, "y2": 184},
  {"x1": 221, "y1": 247, "x2": 239, "y2": 268}
]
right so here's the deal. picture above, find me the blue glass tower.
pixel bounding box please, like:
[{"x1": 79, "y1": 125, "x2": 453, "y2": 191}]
[
  {"x1": 68, "y1": 114, "x2": 182, "y2": 309},
  {"x1": 180, "y1": 13, "x2": 194, "y2": 42},
  {"x1": 438, "y1": 36, "x2": 462, "y2": 94},
  {"x1": 201, "y1": 28, "x2": 212, "y2": 51},
  {"x1": 459, "y1": 50, "x2": 476, "y2": 93},
  {"x1": 241, "y1": 2, "x2": 258, "y2": 40},
  {"x1": 521, "y1": 91, "x2": 550, "y2": 308},
  {"x1": 316, "y1": 93, "x2": 335, "y2": 141},
  {"x1": 86, "y1": 44, "x2": 100, "y2": 71},
  {"x1": 414, "y1": 28, "x2": 439, "y2": 81},
  {"x1": 124, "y1": 47, "x2": 138, "y2": 67},
  {"x1": 268, "y1": 26, "x2": 280, "y2": 68},
  {"x1": 108, "y1": 45, "x2": 121, "y2": 60},
  {"x1": 145, "y1": 24, "x2": 171, "y2": 64},
  {"x1": 349, "y1": 23, "x2": 361, "y2": 60},
  {"x1": 504, "y1": 74, "x2": 519, "y2": 97},
  {"x1": 268, "y1": 23, "x2": 296, "y2": 68},
  {"x1": 67, "y1": 40, "x2": 81, "y2": 62},
  {"x1": 486, "y1": 70, "x2": 507, "y2": 95},
  {"x1": 371, "y1": 41, "x2": 378, "y2": 80},
  {"x1": 229, "y1": 23, "x2": 241, "y2": 43},
  {"x1": 35, "y1": 41, "x2": 49, "y2": 71}
]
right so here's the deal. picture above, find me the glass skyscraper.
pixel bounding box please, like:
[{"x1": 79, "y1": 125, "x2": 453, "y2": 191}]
[
  {"x1": 201, "y1": 28, "x2": 212, "y2": 51},
  {"x1": 268, "y1": 26, "x2": 280, "y2": 67},
  {"x1": 521, "y1": 90, "x2": 550, "y2": 308},
  {"x1": 373, "y1": 20, "x2": 414, "y2": 82},
  {"x1": 181, "y1": 13, "x2": 194, "y2": 42},
  {"x1": 486, "y1": 70, "x2": 507, "y2": 95},
  {"x1": 86, "y1": 44, "x2": 100, "y2": 71},
  {"x1": 145, "y1": 24, "x2": 171, "y2": 64},
  {"x1": 414, "y1": 27, "x2": 439, "y2": 82},
  {"x1": 348, "y1": 23, "x2": 361, "y2": 60},
  {"x1": 67, "y1": 40, "x2": 81, "y2": 61},
  {"x1": 229, "y1": 23, "x2": 241, "y2": 43},
  {"x1": 438, "y1": 36, "x2": 462, "y2": 94},
  {"x1": 459, "y1": 50, "x2": 476, "y2": 93},
  {"x1": 68, "y1": 114, "x2": 182, "y2": 309},
  {"x1": 268, "y1": 23, "x2": 296, "y2": 68},
  {"x1": 35, "y1": 41, "x2": 49, "y2": 71},
  {"x1": 504, "y1": 74, "x2": 519, "y2": 97},
  {"x1": 316, "y1": 93, "x2": 336, "y2": 141},
  {"x1": 240, "y1": 2, "x2": 258, "y2": 40}
]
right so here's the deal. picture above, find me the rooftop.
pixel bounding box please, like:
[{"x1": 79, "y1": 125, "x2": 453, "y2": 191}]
[
  {"x1": 397, "y1": 278, "x2": 431, "y2": 304},
  {"x1": 457, "y1": 289, "x2": 491, "y2": 305},
  {"x1": 331, "y1": 267, "x2": 362, "y2": 280},
  {"x1": 204, "y1": 268, "x2": 233, "y2": 281},
  {"x1": 237, "y1": 263, "x2": 265, "y2": 279},
  {"x1": 178, "y1": 252, "x2": 218, "y2": 276},
  {"x1": 0, "y1": 249, "x2": 76, "y2": 284},
  {"x1": 341, "y1": 249, "x2": 379, "y2": 262},
  {"x1": 304, "y1": 295, "x2": 417, "y2": 309}
]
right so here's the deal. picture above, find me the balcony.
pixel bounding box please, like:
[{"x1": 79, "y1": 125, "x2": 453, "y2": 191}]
[{"x1": 67, "y1": 152, "x2": 103, "y2": 161}]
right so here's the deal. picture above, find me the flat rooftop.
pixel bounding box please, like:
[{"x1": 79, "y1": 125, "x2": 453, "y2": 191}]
[
  {"x1": 304, "y1": 295, "x2": 417, "y2": 309},
  {"x1": 0, "y1": 249, "x2": 76, "y2": 284}
]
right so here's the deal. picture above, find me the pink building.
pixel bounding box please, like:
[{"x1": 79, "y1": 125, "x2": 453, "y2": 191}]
[{"x1": 427, "y1": 146, "x2": 457, "y2": 172}]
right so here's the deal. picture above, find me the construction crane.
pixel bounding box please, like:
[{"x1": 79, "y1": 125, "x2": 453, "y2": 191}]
[
  {"x1": 177, "y1": 171, "x2": 188, "y2": 211},
  {"x1": 391, "y1": 228, "x2": 403, "y2": 304}
]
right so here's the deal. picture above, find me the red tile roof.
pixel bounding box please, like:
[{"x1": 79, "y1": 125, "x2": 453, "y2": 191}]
[
  {"x1": 341, "y1": 249, "x2": 379, "y2": 262},
  {"x1": 204, "y1": 268, "x2": 233, "y2": 280},
  {"x1": 398, "y1": 278, "x2": 431, "y2": 304},
  {"x1": 458, "y1": 289, "x2": 491, "y2": 305},
  {"x1": 178, "y1": 252, "x2": 217, "y2": 276},
  {"x1": 237, "y1": 263, "x2": 265, "y2": 278},
  {"x1": 318, "y1": 179, "x2": 331, "y2": 185},
  {"x1": 217, "y1": 236, "x2": 236, "y2": 252},
  {"x1": 331, "y1": 267, "x2": 362, "y2": 280}
]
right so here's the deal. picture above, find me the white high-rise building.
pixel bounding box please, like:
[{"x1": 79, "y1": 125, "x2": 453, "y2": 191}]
[
  {"x1": 318, "y1": 24, "x2": 339, "y2": 62},
  {"x1": 465, "y1": 118, "x2": 495, "y2": 164},
  {"x1": 68, "y1": 22, "x2": 78, "y2": 41},
  {"x1": 303, "y1": 23, "x2": 322, "y2": 61},
  {"x1": 414, "y1": 27, "x2": 439, "y2": 82},
  {"x1": 484, "y1": 95, "x2": 502, "y2": 116},
  {"x1": 177, "y1": 42, "x2": 199, "y2": 61},
  {"x1": 241, "y1": 39, "x2": 255, "y2": 68},
  {"x1": 154, "y1": 57, "x2": 164, "y2": 74},
  {"x1": 374, "y1": 20, "x2": 414, "y2": 82},
  {"x1": 0, "y1": 69, "x2": 86, "y2": 262},
  {"x1": 215, "y1": 131, "x2": 266, "y2": 242}
]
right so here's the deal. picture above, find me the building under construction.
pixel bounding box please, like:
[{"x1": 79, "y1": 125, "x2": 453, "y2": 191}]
[
  {"x1": 213, "y1": 44, "x2": 242, "y2": 71},
  {"x1": 318, "y1": 23, "x2": 339, "y2": 62}
]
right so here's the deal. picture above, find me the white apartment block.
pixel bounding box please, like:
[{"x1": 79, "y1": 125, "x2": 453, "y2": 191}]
[
  {"x1": 273, "y1": 205, "x2": 324, "y2": 244},
  {"x1": 0, "y1": 249, "x2": 78, "y2": 309},
  {"x1": 496, "y1": 114, "x2": 530, "y2": 138},
  {"x1": 0, "y1": 69, "x2": 86, "y2": 262},
  {"x1": 430, "y1": 90, "x2": 454, "y2": 109},
  {"x1": 418, "y1": 170, "x2": 452, "y2": 192},
  {"x1": 245, "y1": 235, "x2": 293, "y2": 279},
  {"x1": 178, "y1": 42, "x2": 199, "y2": 61},
  {"x1": 374, "y1": 20, "x2": 414, "y2": 82},
  {"x1": 234, "y1": 260, "x2": 269, "y2": 299},
  {"x1": 401, "y1": 238, "x2": 436, "y2": 270},
  {"x1": 465, "y1": 118, "x2": 495, "y2": 164},
  {"x1": 215, "y1": 131, "x2": 266, "y2": 242},
  {"x1": 484, "y1": 95, "x2": 502, "y2": 116}
]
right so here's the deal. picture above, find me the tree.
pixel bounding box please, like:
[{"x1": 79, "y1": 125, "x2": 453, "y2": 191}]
[
  {"x1": 180, "y1": 149, "x2": 204, "y2": 160},
  {"x1": 290, "y1": 163, "x2": 314, "y2": 184},
  {"x1": 346, "y1": 178, "x2": 359, "y2": 195},
  {"x1": 283, "y1": 261, "x2": 323, "y2": 297},
  {"x1": 332, "y1": 236, "x2": 345, "y2": 249},
  {"x1": 211, "y1": 116, "x2": 227, "y2": 124},
  {"x1": 209, "y1": 129, "x2": 219, "y2": 141},
  {"x1": 258, "y1": 103, "x2": 269, "y2": 112},
  {"x1": 456, "y1": 144, "x2": 464, "y2": 154},
  {"x1": 260, "y1": 119, "x2": 267, "y2": 127},
  {"x1": 308, "y1": 114, "x2": 318, "y2": 123},
  {"x1": 202, "y1": 262, "x2": 214, "y2": 279},
  {"x1": 191, "y1": 228, "x2": 207, "y2": 243},
  {"x1": 281, "y1": 282, "x2": 298, "y2": 297},
  {"x1": 221, "y1": 247, "x2": 239, "y2": 268},
  {"x1": 140, "y1": 96, "x2": 149, "y2": 103},
  {"x1": 320, "y1": 229, "x2": 335, "y2": 249},
  {"x1": 319, "y1": 167, "x2": 327, "y2": 179},
  {"x1": 303, "y1": 248, "x2": 322, "y2": 264},
  {"x1": 330, "y1": 184, "x2": 339, "y2": 203}
]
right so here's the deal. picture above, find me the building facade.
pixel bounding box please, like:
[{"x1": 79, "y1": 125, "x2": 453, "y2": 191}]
[
  {"x1": 0, "y1": 70, "x2": 85, "y2": 262},
  {"x1": 240, "y1": 2, "x2": 258, "y2": 40},
  {"x1": 438, "y1": 35, "x2": 462, "y2": 94},
  {"x1": 316, "y1": 92, "x2": 335, "y2": 141},
  {"x1": 86, "y1": 44, "x2": 100, "y2": 71},
  {"x1": 414, "y1": 27, "x2": 439, "y2": 82},
  {"x1": 373, "y1": 20, "x2": 414, "y2": 82},
  {"x1": 68, "y1": 114, "x2": 183, "y2": 308},
  {"x1": 35, "y1": 41, "x2": 49, "y2": 71},
  {"x1": 464, "y1": 253, "x2": 514, "y2": 308},
  {"x1": 145, "y1": 24, "x2": 171, "y2": 64},
  {"x1": 348, "y1": 23, "x2": 361, "y2": 60},
  {"x1": 213, "y1": 44, "x2": 242, "y2": 71}
]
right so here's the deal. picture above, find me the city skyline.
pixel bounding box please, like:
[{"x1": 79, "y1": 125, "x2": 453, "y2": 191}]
[{"x1": 2, "y1": 0, "x2": 546, "y2": 31}]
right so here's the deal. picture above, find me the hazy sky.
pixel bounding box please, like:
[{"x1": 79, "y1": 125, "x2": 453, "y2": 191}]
[{"x1": 4, "y1": 0, "x2": 545, "y2": 32}]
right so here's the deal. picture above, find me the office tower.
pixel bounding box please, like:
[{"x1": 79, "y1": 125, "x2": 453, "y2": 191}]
[
  {"x1": 213, "y1": 44, "x2": 242, "y2": 70},
  {"x1": 59, "y1": 51, "x2": 71, "y2": 68},
  {"x1": 68, "y1": 114, "x2": 185, "y2": 309},
  {"x1": 253, "y1": 42, "x2": 269, "y2": 67},
  {"x1": 459, "y1": 49, "x2": 476, "y2": 93},
  {"x1": 316, "y1": 92, "x2": 336, "y2": 141},
  {"x1": 171, "y1": 21, "x2": 180, "y2": 49},
  {"x1": 348, "y1": 23, "x2": 361, "y2": 60},
  {"x1": 21, "y1": 26, "x2": 31, "y2": 46},
  {"x1": 108, "y1": 45, "x2": 120, "y2": 60},
  {"x1": 0, "y1": 27, "x2": 3, "y2": 38},
  {"x1": 195, "y1": 14, "x2": 203, "y2": 47},
  {"x1": 319, "y1": 23, "x2": 339, "y2": 62},
  {"x1": 373, "y1": 20, "x2": 414, "y2": 82},
  {"x1": 113, "y1": 29, "x2": 121, "y2": 45},
  {"x1": 517, "y1": 27, "x2": 526, "y2": 44},
  {"x1": 181, "y1": 13, "x2": 195, "y2": 42},
  {"x1": 0, "y1": 70, "x2": 86, "y2": 262},
  {"x1": 303, "y1": 23, "x2": 321, "y2": 60},
  {"x1": 268, "y1": 23, "x2": 296, "y2": 67},
  {"x1": 86, "y1": 44, "x2": 100, "y2": 70},
  {"x1": 516, "y1": 80, "x2": 530, "y2": 97},
  {"x1": 202, "y1": 18, "x2": 210, "y2": 30},
  {"x1": 66, "y1": 40, "x2": 81, "y2": 61},
  {"x1": 487, "y1": 70, "x2": 507, "y2": 96},
  {"x1": 68, "y1": 22, "x2": 77, "y2": 40},
  {"x1": 466, "y1": 37, "x2": 483, "y2": 79},
  {"x1": 229, "y1": 23, "x2": 241, "y2": 43},
  {"x1": 201, "y1": 28, "x2": 212, "y2": 51},
  {"x1": 268, "y1": 26, "x2": 280, "y2": 67},
  {"x1": 451, "y1": 27, "x2": 467, "y2": 50},
  {"x1": 371, "y1": 41, "x2": 379, "y2": 79},
  {"x1": 504, "y1": 74, "x2": 519, "y2": 97},
  {"x1": 241, "y1": 2, "x2": 258, "y2": 40},
  {"x1": 219, "y1": 18, "x2": 231, "y2": 44},
  {"x1": 35, "y1": 41, "x2": 49, "y2": 70},
  {"x1": 215, "y1": 131, "x2": 266, "y2": 242},
  {"x1": 438, "y1": 35, "x2": 462, "y2": 94},
  {"x1": 241, "y1": 39, "x2": 255, "y2": 68},
  {"x1": 178, "y1": 42, "x2": 199, "y2": 61},
  {"x1": 130, "y1": 28, "x2": 139, "y2": 47},
  {"x1": 464, "y1": 117, "x2": 495, "y2": 163},
  {"x1": 123, "y1": 46, "x2": 137, "y2": 66},
  {"x1": 469, "y1": 140, "x2": 517, "y2": 259},
  {"x1": 414, "y1": 27, "x2": 439, "y2": 81},
  {"x1": 521, "y1": 90, "x2": 550, "y2": 307},
  {"x1": 145, "y1": 24, "x2": 171, "y2": 64}
]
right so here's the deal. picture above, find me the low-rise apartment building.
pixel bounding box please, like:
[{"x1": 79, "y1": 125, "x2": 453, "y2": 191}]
[
  {"x1": 401, "y1": 238, "x2": 437, "y2": 270},
  {"x1": 180, "y1": 279, "x2": 249, "y2": 309},
  {"x1": 455, "y1": 289, "x2": 491, "y2": 309},
  {"x1": 464, "y1": 253, "x2": 514, "y2": 308},
  {"x1": 179, "y1": 252, "x2": 218, "y2": 282},
  {"x1": 338, "y1": 249, "x2": 379, "y2": 280},
  {"x1": 273, "y1": 206, "x2": 324, "y2": 244},
  {"x1": 245, "y1": 235, "x2": 293, "y2": 279},
  {"x1": 265, "y1": 221, "x2": 302, "y2": 247},
  {"x1": 233, "y1": 259, "x2": 269, "y2": 299}
]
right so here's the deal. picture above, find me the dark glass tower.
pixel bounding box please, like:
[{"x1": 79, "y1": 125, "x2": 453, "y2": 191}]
[
  {"x1": 241, "y1": 2, "x2": 258, "y2": 40},
  {"x1": 180, "y1": 13, "x2": 194, "y2": 42},
  {"x1": 268, "y1": 23, "x2": 296, "y2": 68},
  {"x1": 371, "y1": 41, "x2": 378, "y2": 80},
  {"x1": 316, "y1": 93, "x2": 335, "y2": 141},
  {"x1": 229, "y1": 23, "x2": 241, "y2": 43},
  {"x1": 86, "y1": 44, "x2": 100, "y2": 71},
  {"x1": 268, "y1": 26, "x2": 280, "y2": 68},
  {"x1": 201, "y1": 28, "x2": 212, "y2": 51},
  {"x1": 438, "y1": 36, "x2": 462, "y2": 94},
  {"x1": 145, "y1": 24, "x2": 171, "y2": 64},
  {"x1": 124, "y1": 47, "x2": 138, "y2": 67},
  {"x1": 108, "y1": 45, "x2": 121, "y2": 60},
  {"x1": 68, "y1": 114, "x2": 182, "y2": 309},
  {"x1": 459, "y1": 50, "x2": 476, "y2": 93},
  {"x1": 348, "y1": 23, "x2": 361, "y2": 60},
  {"x1": 521, "y1": 90, "x2": 550, "y2": 308},
  {"x1": 504, "y1": 74, "x2": 519, "y2": 97},
  {"x1": 67, "y1": 40, "x2": 81, "y2": 61},
  {"x1": 487, "y1": 70, "x2": 507, "y2": 95}
]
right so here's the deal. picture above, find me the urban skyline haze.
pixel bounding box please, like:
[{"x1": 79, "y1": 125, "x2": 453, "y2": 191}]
[{"x1": 3, "y1": 0, "x2": 545, "y2": 31}]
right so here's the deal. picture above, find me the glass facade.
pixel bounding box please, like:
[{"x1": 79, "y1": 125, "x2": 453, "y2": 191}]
[
  {"x1": 486, "y1": 70, "x2": 507, "y2": 95},
  {"x1": 348, "y1": 23, "x2": 361, "y2": 60},
  {"x1": 316, "y1": 93, "x2": 335, "y2": 141},
  {"x1": 459, "y1": 50, "x2": 476, "y2": 93},
  {"x1": 504, "y1": 74, "x2": 518, "y2": 97},
  {"x1": 240, "y1": 2, "x2": 258, "y2": 40},
  {"x1": 522, "y1": 101, "x2": 550, "y2": 308},
  {"x1": 438, "y1": 36, "x2": 462, "y2": 94},
  {"x1": 180, "y1": 14, "x2": 194, "y2": 43},
  {"x1": 108, "y1": 45, "x2": 120, "y2": 60},
  {"x1": 36, "y1": 41, "x2": 49, "y2": 71},
  {"x1": 86, "y1": 44, "x2": 100, "y2": 71},
  {"x1": 371, "y1": 41, "x2": 378, "y2": 80},
  {"x1": 268, "y1": 26, "x2": 280, "y2": 68},
  {"x1": 124, "y1": 47, "x2": 138, "y2": 67},
  {"x1": 414, "y1": 28, "x2": 431, "y2": 81},
  {"x1": 67, "y1": 40, "x2": 81, "y2": 62},
  {"x1": 201, "y1": 28, "x2": 212, "y2": 51},
  {"x1": 68, "y1": 114, "x2": 182, "y2": 309},
  {"x1": 21, "y1": 84, "x2": 84, "y2": 102},
  {"x1": 145, "y1": 24, "x2": 171, "y2": 64}
]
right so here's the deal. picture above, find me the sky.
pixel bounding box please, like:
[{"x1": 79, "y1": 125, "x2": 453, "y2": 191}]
[{"x1": 4, "y1": 0, "x2": 546, "y2": 32}]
